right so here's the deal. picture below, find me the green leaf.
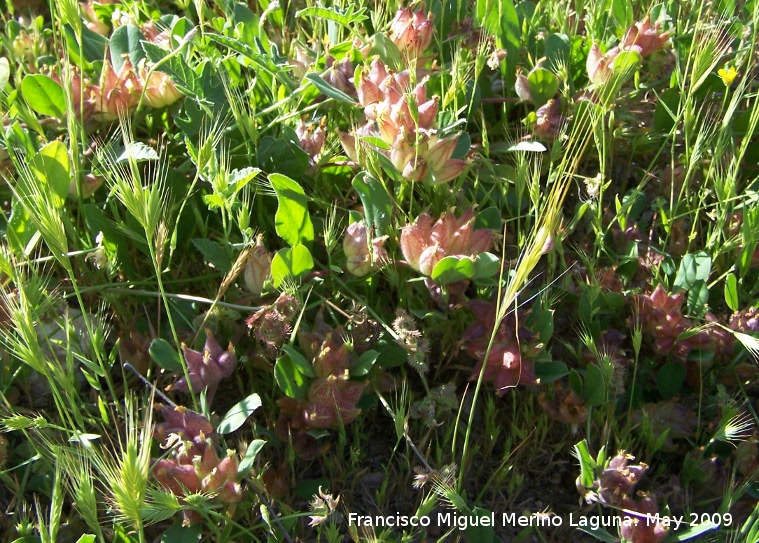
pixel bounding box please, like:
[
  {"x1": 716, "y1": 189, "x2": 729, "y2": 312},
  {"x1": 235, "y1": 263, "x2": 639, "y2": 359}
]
[
  {"x1": 440, "y1": 486, "x2": 470, "y2": 513},
  {"x1": 688, "y1": 349, "x2": 714, "y2": 364},
  {"x1": 372, "y1": 32, "x2": 402, "y2": 70},
  {"x1": 295, "y1": 5, "x2": 368, "y2": 27},
  {"x1": 475, "y1": 207, "x2": 502, "y2": 230},
  {"x1": 573, "y1": 439, "x2": 596, "y2": 489},
  {"x1": 527, "y1": 68, "x2": 559, "y2": 108},
  {"x1": 305, "y1": 73, "x2": 358, "y2": 105},
  {"x1": 191, "y1": 239, "x2": 233, "y2": 272},
  {"x1": 21, "y1": 74, "x2": 66, "y2": 118},
  {"x1": 92, "y1": 2, "x2": 118, "y2": 25},
  {"x1": 544, "y1": 33, "x2": 570, "y2": 72},
  {"x1": 432, "y1": 256, "x2": 474, "y2": 285},
  {"x1": 724, "y1": 273, "x2": 739, "y2": 312},
  {"x1": 281, "y1": 344, "x2": 316, "y2": 378},
  {"x1": 583, "y1": 364, "x2": 605, "y2": 406},
  {"x1": 476, "y1": 0, "x2": 520, "y2": 82},
  {"x1": 202, "y1": 33, "x2": 294, "y2": 92},
  {"x1": 654, "y1": 88, "x2": 680, "y2": 132},
  {"x1": 352, "y1": 350, "x2": 379, "y2": 376},
  {"x1": 657, "y1": 361, "x2": 686, "y2": 399},
  {"x1": 370, "y1": 146, "x2": 404, "y2": 181},
  {"x1": 7, "y1": 201, "x2": 39, "y2": 255},
  {"x1": 149, "y1": 338, "x2": 183, "y2": 371},
  {"x1": 452, "y1": 132, "x2": 471, "y2": 159},
  {"x1": 74, "y1": 535, "x2": 97, "y2": 543},
  {"x1": 237, "y1": 439, "x2": 266, "y2": 478},
  {"x1": 142, "y1": 41, "x2": 202, "y2": 97},
  {"x1": 270, "y1": 173, "x2": 314, "y2": 246},
  {"x1": 31, "y1": 141, "x2": 70, "y2": 206},
  {"x1": 660, "y1": 254, "x2": 676, "y2": 277},
  {"x1": 228, "y1": 166, "x2": 260, "y2": 192},
  {"x1": 432, "y1": 256, "x2": 475, "y2": 285},
  {"x1": 611, "y1": 0, "x2": 633, "y2": 30},
  {"x1": 232, "y1": 4, "x2": 262, "y2": 49},
  {"x1": 528, "y1": 307, "x2": 554, "y2": 342},
  {"x1": 217, "y1": 393, "x2": 262, "y2": 434},
  {"x1": 83, "y1": 204, "x2": 149, "y2": 247},
  {"x1": 375, "y1": 339, "x2": 408, "y2": 368},
  {"x1": 609, "y1": 50, "x2": 641, "y2": 85},
  {"x1": 515, "y1": 1, "x2": 536, "y2": 19},
  {"x1": 686, "y1": 280, "x2": 709, "y2": 316},
  {"x1": 270, "y1": 245, "x2": 314, "y2": 287},
  {"x1": 203, "y1": 193, "x2": 226, "y2": 210},
  {"x1": 117, "y1": 142, "x2": 159, "y2": 163},
  {"x1": 258, "y1": 132, "x2": 310, "y2": 178},
  {"x1": 596, "y1": 446, "x2": 607, "y2": 467},
  {"x1": 109, "y1": 24, "x2": 146, "y2": 72},
  {"x1": 274, "y1": 355, "x2": 310, "y2": 400},
  {"x1": 534, "y1": 362, "x2": 568, "y2": 383},
  {"x1": 352, "y1": 173, "x2": 393, "y2": 236},
  {"x1": 160, "y1": 520, "x2": 202, "y2": 543},
  {"x1": 666, "y1": 520, "x2": 720, "y2": 541},
  {"x1": 360, "y1": 135, "x2": 391, "y2": 150},
  {"x1": 569, "y1": 369, "x2": 583, "y2": 396},
  {"x1": 674, "y1": 252, "x2": 712, "y2": 291},
  {"x1": 466, "y1": 507, "x2": 495, "y2": 543},
  {"x1": 472, "y1": 253, "x2": 500, "y2": 280},
  {"x1": 64, "y1": 24, "x2": 107, "y2": 66},
  {"x1": 601, "y1": 291, "x2": 625, "y2": 313}
]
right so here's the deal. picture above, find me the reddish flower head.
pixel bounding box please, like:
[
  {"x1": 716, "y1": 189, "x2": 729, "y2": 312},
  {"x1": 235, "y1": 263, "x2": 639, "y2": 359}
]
[
  {"x1": 633, "y1": 285, "x2": 712, "y2": 360},
  {"x1": 343, "y1": 220, "x2": 389, "y2": 277},
  {"x1": 620, "y1": 16, "x2": 669, "y2": 57},
  {"x1": 303, "y1": 375, "x2": 367, "y2": 428},
  {"x1": 296, "y1": 117, "x2": 327, "y2": 162},
  {"x1": 620, "y1": 494, "x2": 668, "y2": 543},
  {"x1": 152, "y1": 404, "x2": 242, "y2": 525},
  {"x1": 401, "y1": 210, "x2": 493, "y2": 275},
  {"x1": 389, "y1": 8, "x2": 434, "y2": 61},
  {"x1": 140, "y1": 67, "x2": 183, "y2": 109},
  {"x1": 587, "y1": 43, "x2": 618, "y2": 85},
  {"x1": 596, "y1": 451, "x2": 648, "y2": 505},
  {"x1": 462, "y1": 300, "x2": 542, "y2": 394},
  {"x1": 93, "y1": 58, "x2": 143, "y2": 121},
  {"x1": 173, "y1": 331, "x2": 237, "y2": 405}
]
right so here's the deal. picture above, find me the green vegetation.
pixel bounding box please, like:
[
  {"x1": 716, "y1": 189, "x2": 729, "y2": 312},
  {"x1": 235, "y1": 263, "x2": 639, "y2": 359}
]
[{"x1": 1, "y1": 0, "x2": 759, "y2": 541}]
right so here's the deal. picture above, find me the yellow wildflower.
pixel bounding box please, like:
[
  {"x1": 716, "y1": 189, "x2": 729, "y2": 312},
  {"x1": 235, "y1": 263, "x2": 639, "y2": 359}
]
[{"x1": 718, "y1": 65, "x2": 738, "y2": 86}]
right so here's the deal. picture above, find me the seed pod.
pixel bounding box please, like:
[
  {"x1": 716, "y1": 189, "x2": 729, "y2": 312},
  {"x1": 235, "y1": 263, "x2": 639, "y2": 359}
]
[{"x1": 244, "y1": 235, "x2": 272, "y2": 296}]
